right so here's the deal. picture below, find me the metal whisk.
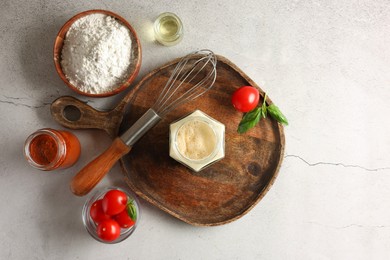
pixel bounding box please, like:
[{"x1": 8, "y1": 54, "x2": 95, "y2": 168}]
[
  {"x1": 120, "y1": 49, "x2": 217, "y2": 146},
  {"x1": 153, "y1": 49, "x2": 217, "y2": 116},
  {"x1": 71, "y1": 50, "x2": 217, "y2": 196}
]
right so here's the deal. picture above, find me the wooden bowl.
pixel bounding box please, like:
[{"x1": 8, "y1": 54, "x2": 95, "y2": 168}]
[{"x1": 53, "y1": 10, "x2": 142, "y2": 97}]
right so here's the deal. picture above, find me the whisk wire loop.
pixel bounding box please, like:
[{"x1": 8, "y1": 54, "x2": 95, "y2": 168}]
[{"x1": 152, "y1": 50, "x2": 217, "y2": 116}]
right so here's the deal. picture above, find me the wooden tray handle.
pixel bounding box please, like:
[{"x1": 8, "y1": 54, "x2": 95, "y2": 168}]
[
  {"x1": 70, "y1": 137, "x2": 131, "y2": 196},
  {"x1": 50, "y1": 96, "x2": 122, "y2": 138}
]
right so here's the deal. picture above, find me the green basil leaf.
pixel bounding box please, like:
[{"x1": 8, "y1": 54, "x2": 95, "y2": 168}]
[
  {"x1": 237, "y1": 107, "x2": 262, "y2": 133},
  {"x1": 267, "y1": 104, "x2": 288, "y2": 125},
  {"x1": 261, "y1": 93, "x2": 267, "y2": 118},
  {"x1": 242, "y1": 106, "x2": 261, "y2": 122},
  {"x1": 126, "y1": 200, "x2": 137, "y2": 221}
]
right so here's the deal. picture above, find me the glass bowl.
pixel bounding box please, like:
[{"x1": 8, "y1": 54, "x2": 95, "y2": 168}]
[
  {"x1": 153, "y1": 12, "x2": 184, "y2": 46},
  {"x1": 82, "y1": 186, "x2": 141, "y2": 244}
]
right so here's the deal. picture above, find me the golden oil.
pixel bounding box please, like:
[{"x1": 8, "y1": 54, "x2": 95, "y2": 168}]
[{"x1": 154, "y1": 12, "x2": 183, "y2": 46}]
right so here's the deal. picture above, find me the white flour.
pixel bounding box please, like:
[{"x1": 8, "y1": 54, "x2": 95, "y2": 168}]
[{"x1": 61, "y1": 14, "x2": 132, "y2": 94}]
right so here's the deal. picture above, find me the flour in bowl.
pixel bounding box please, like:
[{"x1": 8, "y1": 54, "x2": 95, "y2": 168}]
[{"x1": 61, "y1": 13, "x2": 132, "y2": 94}]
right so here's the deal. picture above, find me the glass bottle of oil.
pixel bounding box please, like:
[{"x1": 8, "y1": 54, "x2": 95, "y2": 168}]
[{"x1": 154, "y1": 12, "x2": 183, "y2": 46}]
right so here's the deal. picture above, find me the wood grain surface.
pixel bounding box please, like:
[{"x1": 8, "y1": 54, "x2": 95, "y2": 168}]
[
  {"x1": 119, "y1": 55, "x2": 285, "y2": 226},
  {"x1": 51, "y1": 55, "x2": 285, "y2": 226}
]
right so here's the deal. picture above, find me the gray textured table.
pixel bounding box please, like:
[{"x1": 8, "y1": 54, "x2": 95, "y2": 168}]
[{"x1": 1, "y1": 1, "x2": 390, "y2": 259}]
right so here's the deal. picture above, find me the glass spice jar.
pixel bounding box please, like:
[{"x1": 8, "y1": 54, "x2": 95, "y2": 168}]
[
  {"x1": 24, "y1": 128, "x2": 81, "y2": 171},
  {"x1": 169, "y1": 110, "x2": 225, "y2": 172}
]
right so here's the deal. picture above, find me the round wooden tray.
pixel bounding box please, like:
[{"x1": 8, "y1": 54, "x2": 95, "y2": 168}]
[
  {"x1": 51, "y1": 55, "x2": 285, "y2": 226},
  {"x1": 120, "y1": 55, "x2": 285, "y2": 226}
]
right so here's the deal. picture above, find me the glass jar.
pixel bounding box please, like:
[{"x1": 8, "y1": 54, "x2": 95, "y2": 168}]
[
  {"x1": 169, "y1": 110, "x2": 225, "y2": 172},
  {"x1": 82, "y1": 187, "x2": 141, "y2": 244},
  {"x1": 24, "y1": 128, "x2": 81, "y2": 171},
  {"x1": 153, "y1": 12, "x2": 183, "y2": 46}
]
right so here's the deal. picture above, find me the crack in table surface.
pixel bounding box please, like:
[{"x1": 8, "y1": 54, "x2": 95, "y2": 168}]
[{"x1": 285, "y1": 154, "x2": 390, "y2": 172}]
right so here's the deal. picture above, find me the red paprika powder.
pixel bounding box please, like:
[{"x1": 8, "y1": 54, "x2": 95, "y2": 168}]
[{"x1": 24, "y1": 128, "x2": 81, "y2": 170}]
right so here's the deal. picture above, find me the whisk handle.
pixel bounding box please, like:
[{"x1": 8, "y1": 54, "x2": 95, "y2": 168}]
[{"x1": 70, "y1": 137, "x2": 131, "y2": 196}]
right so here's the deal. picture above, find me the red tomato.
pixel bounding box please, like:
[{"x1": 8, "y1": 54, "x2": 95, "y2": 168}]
[
  {"x1": 114, "y1": 209, "x2": 135, "y2": 229},
  {"x1": 97, "y1": 219, "x2": 121, "y2": 242},
  {"x1": 231, "y1": 86, "x2": 260, "y2": 112},
  {"x1": 90, "y1": 199, "x2": 111, "y2": 224},
  {"x1": 102, "y1": 190, "x2": 128, "y2": 216}
]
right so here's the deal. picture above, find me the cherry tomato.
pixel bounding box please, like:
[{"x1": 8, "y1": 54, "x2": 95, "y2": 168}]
[
  {"x1": 90, "y1": 199, "x2": 111, "y2": 224},
  {"x1": 102, "y1": 190, "x2": 128, "y2": 216},
  {"x1": 97, "y1": 219, "x2": 121, "y2": 242},
  {"x1": 114, "y1": 209, "x2": 135, "y2": 229},
  {"x1": 231, "y1": 86, "x2": 260, "y2": 112}
]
